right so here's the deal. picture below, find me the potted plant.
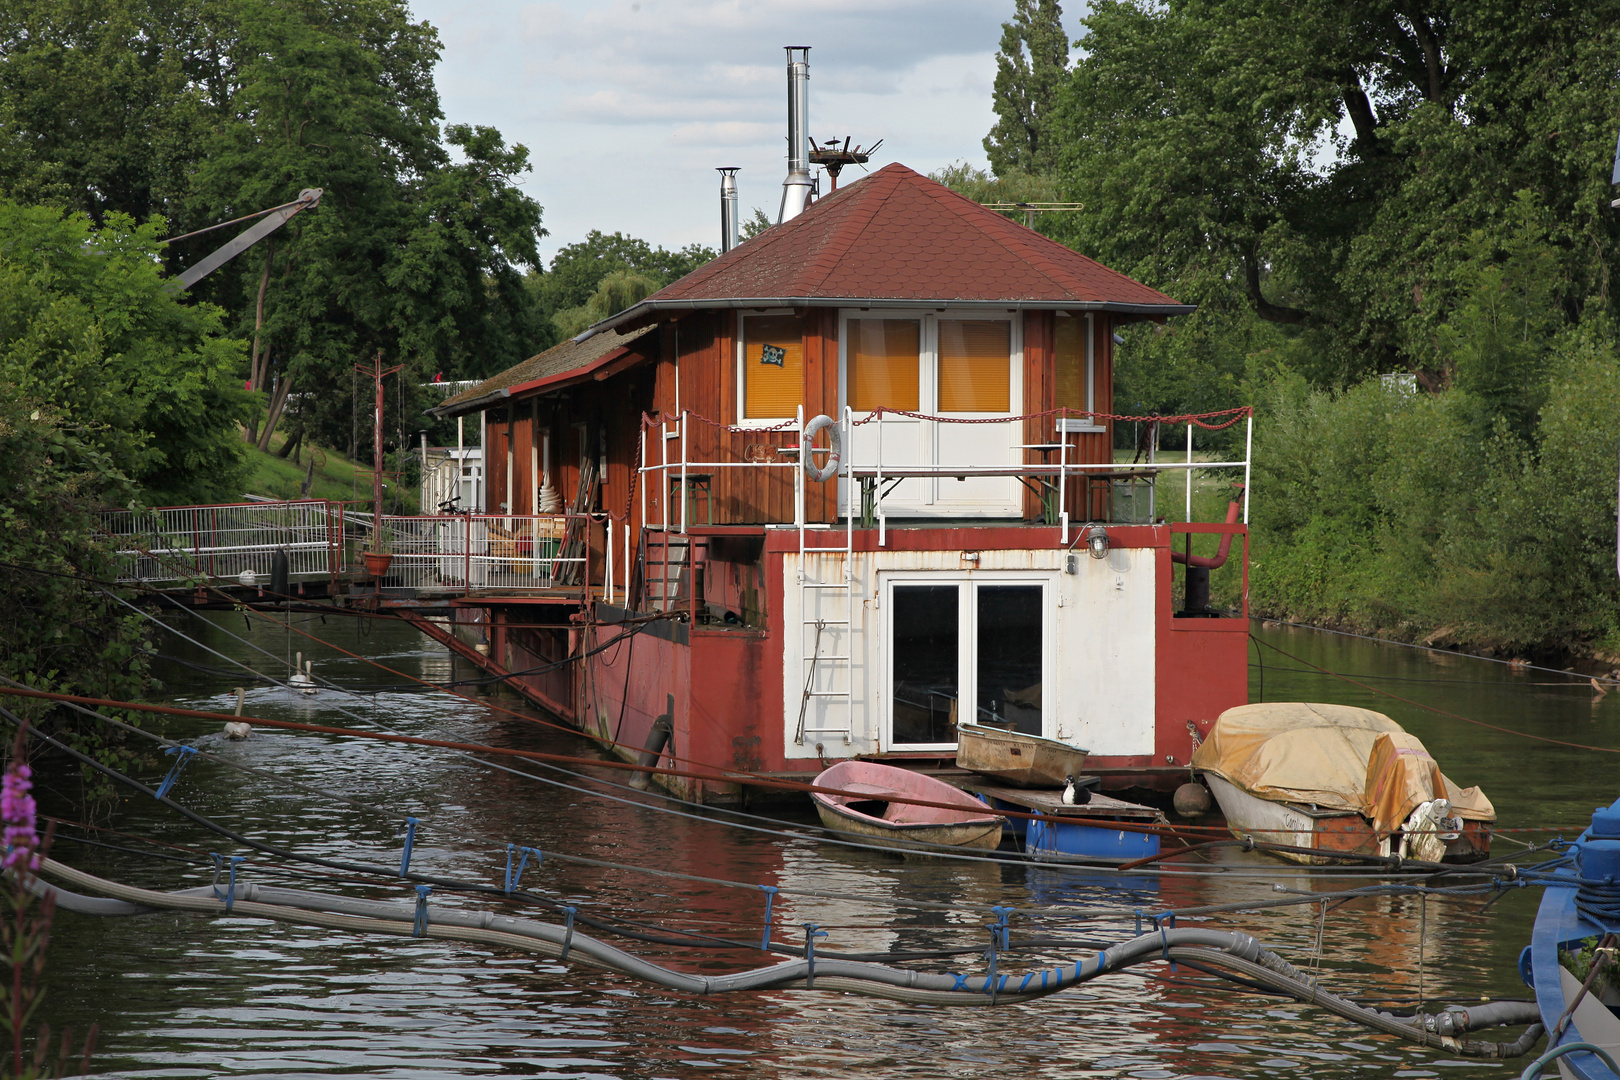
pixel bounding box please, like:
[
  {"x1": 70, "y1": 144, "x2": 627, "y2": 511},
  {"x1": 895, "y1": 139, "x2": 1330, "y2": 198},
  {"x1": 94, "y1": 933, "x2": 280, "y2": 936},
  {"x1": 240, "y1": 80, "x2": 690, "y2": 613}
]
[{"x1": 363, "y1": 524, "x2": 394, "y2": 579}]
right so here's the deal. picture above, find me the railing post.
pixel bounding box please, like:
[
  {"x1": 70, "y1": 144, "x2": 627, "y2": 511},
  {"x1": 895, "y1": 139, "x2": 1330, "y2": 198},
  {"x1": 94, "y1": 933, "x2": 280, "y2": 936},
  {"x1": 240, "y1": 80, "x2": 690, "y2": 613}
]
[
  {"x1": 679, "y1": 410, "x2": 689, "y2": 536},
  {"x1": 607, "y1": 515, "x2": 615, "y2": 605},
  {"x1": 1185, "y1": 420, "x2": 1193, "y2": 523},
  {"x1": 661, "y1": 418, "x2": 669, "y2": 533},
  {"x1": 843, "y1": 406, "x2": 853, "y2": 565},
  {"x1": 875, "y1": 407, "x2": 885, "y2": 547},
  {"x1": 1058, "y1": 409, "x2": 1068, "y2": 544},
  {"x1": 1243, "y1": 410, "x2": 1253, "y2": 526}
]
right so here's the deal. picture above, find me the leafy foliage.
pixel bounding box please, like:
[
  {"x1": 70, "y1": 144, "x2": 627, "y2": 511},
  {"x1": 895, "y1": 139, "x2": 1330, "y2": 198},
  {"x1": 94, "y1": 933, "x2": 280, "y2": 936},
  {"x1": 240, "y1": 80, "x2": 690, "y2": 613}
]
[
  {"x1": 984, "y1": 0, "x2": 1070, "y2": 177},
  {"x1": 1051, "y1": 0, "x2": 1620, "y2": 383},
  {"x1": 530, "y1": 230, "x2": 714, "y2": 339},
  {"x1": 1247, "y1": 324, "x2": 1620, "y2": 654},
  {"x1": 0, "y1": 202, "x2": 254, "y2": 505},
  {"x1": 0, "y1": 0, "x2": 549, "y2": 457}
]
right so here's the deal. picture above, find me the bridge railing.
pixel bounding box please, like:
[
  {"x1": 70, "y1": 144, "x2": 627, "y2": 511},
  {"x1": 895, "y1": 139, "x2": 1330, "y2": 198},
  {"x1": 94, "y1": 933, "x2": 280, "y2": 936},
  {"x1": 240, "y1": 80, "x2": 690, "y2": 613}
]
[
  {"x1": 97, "y1": 500, "x2": 342, "y2": 585},
  {"x1": 378, "y1": 514, "x2": 586, "y2": 592}
]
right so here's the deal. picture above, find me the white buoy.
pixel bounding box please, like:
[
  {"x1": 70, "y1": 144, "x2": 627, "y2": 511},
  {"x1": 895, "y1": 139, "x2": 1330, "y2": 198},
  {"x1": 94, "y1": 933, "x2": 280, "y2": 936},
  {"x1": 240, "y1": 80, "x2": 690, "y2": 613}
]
[
  {"x1": 224, "y1": 687, "x2": 251, "y2": 739},
  {"x1": 238, "y1": 569, "x2": 257, "y2": 586}
]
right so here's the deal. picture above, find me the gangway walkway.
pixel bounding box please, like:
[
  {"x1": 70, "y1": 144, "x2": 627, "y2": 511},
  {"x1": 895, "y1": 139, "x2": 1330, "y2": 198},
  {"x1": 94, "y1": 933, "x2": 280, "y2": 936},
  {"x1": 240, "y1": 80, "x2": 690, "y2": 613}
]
[{"x1": 95, "y1": 499, "x2": 591, "y2": 597}]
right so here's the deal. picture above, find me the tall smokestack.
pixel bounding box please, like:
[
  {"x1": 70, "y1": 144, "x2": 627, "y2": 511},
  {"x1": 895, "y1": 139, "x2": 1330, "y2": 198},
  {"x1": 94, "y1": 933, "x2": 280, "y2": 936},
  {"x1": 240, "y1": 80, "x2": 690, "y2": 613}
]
[
  {"x1": 718, "y1": 167, "x2": 739, "y2": 252},
  {"x1": 777, "y1": 46, "x2": 812, "y2": 224}
]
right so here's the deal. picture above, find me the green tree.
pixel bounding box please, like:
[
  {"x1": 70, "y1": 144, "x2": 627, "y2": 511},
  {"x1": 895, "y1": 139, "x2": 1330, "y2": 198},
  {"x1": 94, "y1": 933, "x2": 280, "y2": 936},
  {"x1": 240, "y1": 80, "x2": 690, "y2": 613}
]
[
  {"x1": 0, "y1": 0, "x2": 548, "y2": 458},
  {"x1": 1050, "y1": 0, "x2": 1620, "y2": 383},
  {"x1": 532, "y1": 230, "x2": 713, "y2": 337},
  {"x1": 0, "y1": 202, "x2": 253, "y2": 505},
  {"x1": 985, "y1": 0, "x2": 1070, "y2": 178}
]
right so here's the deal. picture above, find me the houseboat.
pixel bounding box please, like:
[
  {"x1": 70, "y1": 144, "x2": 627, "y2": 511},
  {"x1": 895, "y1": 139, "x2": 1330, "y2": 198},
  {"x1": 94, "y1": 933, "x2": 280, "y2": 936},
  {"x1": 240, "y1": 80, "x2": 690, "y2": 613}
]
[{"x1": 415, "y1": 53, "x2": 1254, "y2": 805}]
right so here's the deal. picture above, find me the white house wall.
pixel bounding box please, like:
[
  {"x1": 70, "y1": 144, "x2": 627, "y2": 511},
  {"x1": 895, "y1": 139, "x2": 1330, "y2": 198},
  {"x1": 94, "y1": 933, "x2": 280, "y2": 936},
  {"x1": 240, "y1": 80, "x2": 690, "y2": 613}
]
[{"x1": 781, "y1": 543, "x2": 1157, "y2": 760}]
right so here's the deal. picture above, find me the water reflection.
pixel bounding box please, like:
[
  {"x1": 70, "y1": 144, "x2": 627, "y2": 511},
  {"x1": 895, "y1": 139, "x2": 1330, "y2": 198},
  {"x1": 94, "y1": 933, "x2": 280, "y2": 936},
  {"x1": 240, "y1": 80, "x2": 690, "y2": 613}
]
[{"x1": 34, "y1": 612, "x2": 1608, "y2": 1076}]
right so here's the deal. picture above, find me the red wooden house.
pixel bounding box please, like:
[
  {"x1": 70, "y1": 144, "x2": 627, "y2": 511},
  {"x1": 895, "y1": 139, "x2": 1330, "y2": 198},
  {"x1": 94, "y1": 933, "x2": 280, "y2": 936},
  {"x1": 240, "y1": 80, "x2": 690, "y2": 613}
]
[{"x1": 427, "y1": 162, "x2": 1252, "y2": 803}]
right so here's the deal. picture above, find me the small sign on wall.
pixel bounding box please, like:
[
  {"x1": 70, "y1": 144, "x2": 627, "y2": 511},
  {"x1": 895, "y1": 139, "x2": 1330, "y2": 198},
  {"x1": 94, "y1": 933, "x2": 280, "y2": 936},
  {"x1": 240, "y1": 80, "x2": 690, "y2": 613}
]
[{"x1": 759, "y1": 343, "x2": 786, "y2": 367}]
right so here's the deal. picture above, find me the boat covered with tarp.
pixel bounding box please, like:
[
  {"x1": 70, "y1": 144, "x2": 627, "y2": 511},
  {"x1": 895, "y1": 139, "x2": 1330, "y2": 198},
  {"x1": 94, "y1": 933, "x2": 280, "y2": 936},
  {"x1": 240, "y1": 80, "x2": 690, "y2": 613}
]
[{"x1": 1189, "y1": 702, "x2": 1494, "y2": 864}]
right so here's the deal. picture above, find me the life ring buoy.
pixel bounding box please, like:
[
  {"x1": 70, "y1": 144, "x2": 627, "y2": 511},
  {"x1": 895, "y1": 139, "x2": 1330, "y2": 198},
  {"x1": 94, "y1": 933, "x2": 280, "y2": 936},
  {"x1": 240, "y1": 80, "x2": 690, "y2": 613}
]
[{"x1": 800, "y1": 414, "x2": 842, "y2": 482}]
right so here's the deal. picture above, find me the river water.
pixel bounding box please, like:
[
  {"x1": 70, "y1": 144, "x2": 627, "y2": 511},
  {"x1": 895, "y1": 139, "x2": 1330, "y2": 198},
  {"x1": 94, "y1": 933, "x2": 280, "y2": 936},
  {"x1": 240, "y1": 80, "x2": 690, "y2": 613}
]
[{"x1": 31, "y1": 612, "x2": 1620, "y2": 1078}]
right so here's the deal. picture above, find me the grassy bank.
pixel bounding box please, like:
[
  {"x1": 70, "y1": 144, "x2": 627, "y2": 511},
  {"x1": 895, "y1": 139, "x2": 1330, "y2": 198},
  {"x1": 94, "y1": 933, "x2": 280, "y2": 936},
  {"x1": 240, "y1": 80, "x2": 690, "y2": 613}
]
[{"x1": 242, "y1": 433, "x2": 419, "y2": 513}]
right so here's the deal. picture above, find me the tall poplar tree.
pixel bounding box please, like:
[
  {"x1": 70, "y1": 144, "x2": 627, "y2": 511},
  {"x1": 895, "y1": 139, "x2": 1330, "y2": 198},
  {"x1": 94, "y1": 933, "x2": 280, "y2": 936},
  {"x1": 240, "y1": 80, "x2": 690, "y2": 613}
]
[{"x1": 984, "y1": 0, "x2": 1070, "y2": 177}]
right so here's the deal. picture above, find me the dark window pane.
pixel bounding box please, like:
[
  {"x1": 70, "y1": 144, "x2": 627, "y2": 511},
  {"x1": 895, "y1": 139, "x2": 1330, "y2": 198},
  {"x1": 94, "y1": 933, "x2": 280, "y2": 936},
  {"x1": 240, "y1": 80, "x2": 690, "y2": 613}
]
[
  {"x1": 891, "y1": 585, "x2": 958, "y2": 745},
  {"x1": 976, "y1": 585, "x2": 1042, "y2": 735}
]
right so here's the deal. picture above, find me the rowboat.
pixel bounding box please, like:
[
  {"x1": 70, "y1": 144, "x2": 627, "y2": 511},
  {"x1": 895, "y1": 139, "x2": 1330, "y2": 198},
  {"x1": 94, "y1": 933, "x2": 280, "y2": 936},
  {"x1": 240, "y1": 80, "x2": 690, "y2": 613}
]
[
  {"x1": 810, "y1": 761, "x2": 1005, "y2": 853},
  {"x1": 954, "y1": 721, "x2": 1089, "y2": 788},
  {"x1": 1524, "y1": 797, "x2": 1620, "y2": 1077},
  {"x1": 1190, "y1": 702, "x2": 1494, "y2": 865}
]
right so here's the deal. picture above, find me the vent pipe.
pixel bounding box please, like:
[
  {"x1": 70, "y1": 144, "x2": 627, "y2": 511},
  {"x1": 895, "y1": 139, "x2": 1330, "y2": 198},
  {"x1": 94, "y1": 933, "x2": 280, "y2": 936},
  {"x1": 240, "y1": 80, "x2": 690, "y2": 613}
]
[
  {"x1": 777, "y1": 46, "x2": 812, "y2": 224},
  {"x1": 717, "y1": 167, "x2": 739, "y2": 252}
]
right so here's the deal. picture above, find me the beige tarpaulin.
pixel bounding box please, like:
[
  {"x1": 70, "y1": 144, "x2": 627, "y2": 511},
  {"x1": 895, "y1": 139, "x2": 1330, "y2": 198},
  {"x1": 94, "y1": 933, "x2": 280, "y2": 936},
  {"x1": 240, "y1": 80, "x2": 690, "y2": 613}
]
[{"x1": 1190, "y1": 703, "x2": 1493, "y2": 834}]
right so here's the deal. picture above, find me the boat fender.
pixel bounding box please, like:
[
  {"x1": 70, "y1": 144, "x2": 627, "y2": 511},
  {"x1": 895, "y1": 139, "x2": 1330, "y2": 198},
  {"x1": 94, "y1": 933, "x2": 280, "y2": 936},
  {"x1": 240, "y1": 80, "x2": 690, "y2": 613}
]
[{"x1": 800, "y1": 414, "x2": 841, "y2": 482}]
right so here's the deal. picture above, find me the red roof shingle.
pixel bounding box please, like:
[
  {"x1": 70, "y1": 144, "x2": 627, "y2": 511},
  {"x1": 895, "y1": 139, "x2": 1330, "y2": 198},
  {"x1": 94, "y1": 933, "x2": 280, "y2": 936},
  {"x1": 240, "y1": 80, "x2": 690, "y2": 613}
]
[{"x1": 610, "y1": 163, "x2": 1190, "y2": 320}]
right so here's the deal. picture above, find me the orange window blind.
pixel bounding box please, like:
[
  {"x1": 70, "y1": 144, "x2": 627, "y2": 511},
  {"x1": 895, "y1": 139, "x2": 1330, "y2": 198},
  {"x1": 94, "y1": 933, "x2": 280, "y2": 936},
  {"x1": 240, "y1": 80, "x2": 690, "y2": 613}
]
[
  {"x1": 1053, "y1": 315, "x2": 1088, "y2": 413},
  {"x1": 938, "y1": 320, "x2": 1011, "y2": 413},
  {"x1": 848, "y1": 318, "x2": 920, "y2": 411},
  {"x1": 742, "y1": 315, "x2": 805, "y2": 419}
]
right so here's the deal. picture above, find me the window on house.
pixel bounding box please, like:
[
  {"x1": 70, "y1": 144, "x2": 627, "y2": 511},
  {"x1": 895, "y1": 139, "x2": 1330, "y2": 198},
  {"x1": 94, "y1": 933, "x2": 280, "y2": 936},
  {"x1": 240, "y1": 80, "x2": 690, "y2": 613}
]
[
  {"x1": 1054, "y1": 313, "x2": 1096, "y2": 428},
  {"x1": 848, "y1": 318, "x2": 920, "y2": 411},
  {"x1": 741, "y1": 315, "x2": 805, "y2": 420},
  {"x1": 938, "y1": 319, "x2": 1011, "y2": 413}
]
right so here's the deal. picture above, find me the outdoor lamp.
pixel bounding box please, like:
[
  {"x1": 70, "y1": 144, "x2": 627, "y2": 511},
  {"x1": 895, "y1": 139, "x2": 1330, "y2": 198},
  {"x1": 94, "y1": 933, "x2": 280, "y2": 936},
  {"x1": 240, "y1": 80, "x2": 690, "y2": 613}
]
[{"x1": 1085, "y1": 525, "x2": 1110, "y2": 559}]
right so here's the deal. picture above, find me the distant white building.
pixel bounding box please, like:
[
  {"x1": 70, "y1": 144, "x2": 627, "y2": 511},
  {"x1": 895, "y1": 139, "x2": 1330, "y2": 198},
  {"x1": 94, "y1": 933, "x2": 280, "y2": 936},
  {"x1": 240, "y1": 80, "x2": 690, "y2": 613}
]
[{"x1": 420, "y1": 446, "x2": 483, "y2": 513}]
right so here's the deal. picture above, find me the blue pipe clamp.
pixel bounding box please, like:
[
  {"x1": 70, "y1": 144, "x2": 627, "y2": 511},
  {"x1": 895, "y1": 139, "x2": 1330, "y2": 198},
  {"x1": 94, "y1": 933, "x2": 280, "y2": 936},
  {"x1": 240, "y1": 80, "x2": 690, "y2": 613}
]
[
  {"x1": 155, "y1": 745, "x2": 198, "y2": 800},
  {"x1": 413, "y1": 885, "x2": 432, "y2": 937},
  {"x1": 399, "y1": 817, "x2": 419, "y2": 877},
  {"x1": 210, "y1": 853, "x2": 245, "y2": 912}
]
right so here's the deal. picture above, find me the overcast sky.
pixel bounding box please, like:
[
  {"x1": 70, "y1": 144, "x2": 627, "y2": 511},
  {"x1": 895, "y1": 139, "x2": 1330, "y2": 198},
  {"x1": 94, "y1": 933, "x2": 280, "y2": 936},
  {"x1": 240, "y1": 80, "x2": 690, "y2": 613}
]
[{"x1": 409, "y1": 0, "x2": 1088, "y2": 265}]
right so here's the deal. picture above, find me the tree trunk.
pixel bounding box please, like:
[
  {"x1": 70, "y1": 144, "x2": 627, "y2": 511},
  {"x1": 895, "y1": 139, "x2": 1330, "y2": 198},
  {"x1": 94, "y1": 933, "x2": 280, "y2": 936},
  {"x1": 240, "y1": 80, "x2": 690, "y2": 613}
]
[
  {"x1": 277, "y1": 428, "x2": 303, "y2": 460},
  {"x1": 257, "y1": 374, "x2": 294, "y2": 452},
  {"x1": 245, "y1": 242, "x2": 275, "y2": 444}
]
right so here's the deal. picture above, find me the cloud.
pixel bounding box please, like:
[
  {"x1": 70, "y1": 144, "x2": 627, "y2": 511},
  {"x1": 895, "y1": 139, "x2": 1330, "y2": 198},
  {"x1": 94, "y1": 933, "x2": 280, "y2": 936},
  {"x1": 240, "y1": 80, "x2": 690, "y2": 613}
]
[{"x1": 413, "y1": 0, "x2": 1025, "y2": 259}]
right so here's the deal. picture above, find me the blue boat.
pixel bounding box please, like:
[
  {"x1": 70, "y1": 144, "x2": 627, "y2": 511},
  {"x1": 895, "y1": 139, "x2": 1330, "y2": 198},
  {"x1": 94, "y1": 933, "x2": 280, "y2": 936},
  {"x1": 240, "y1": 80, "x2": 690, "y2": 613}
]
[
  {"x1": 973, "y1": 783, "x2": 1165, "y2": 865},
  {"x1": 1524, "y1": 798, "x2": 1620, "y2": 1078}
]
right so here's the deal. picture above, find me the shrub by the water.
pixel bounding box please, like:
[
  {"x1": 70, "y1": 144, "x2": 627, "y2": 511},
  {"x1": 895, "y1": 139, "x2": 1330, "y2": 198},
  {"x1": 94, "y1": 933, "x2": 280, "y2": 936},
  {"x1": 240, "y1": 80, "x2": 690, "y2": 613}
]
[{"x1": 1248, "y1": 325, "x2": 1620, "y2": 656}]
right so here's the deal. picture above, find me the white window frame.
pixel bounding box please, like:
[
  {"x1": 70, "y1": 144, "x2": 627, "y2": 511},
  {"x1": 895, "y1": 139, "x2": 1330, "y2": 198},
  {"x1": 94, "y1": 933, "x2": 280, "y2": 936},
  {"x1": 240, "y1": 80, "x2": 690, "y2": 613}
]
[
  {"x1": 1056, "y1": 311, "x2": 1105, "y2": 434},
  {"x1": 881, "y1": 572, "x2": 1056, "y2": 752},
  {"x1": 837, "y1": 308, "x2": 1023, "y2": 419},
  {"x1": 736, "y1": 308, "x2": 804, "y2": 428}
]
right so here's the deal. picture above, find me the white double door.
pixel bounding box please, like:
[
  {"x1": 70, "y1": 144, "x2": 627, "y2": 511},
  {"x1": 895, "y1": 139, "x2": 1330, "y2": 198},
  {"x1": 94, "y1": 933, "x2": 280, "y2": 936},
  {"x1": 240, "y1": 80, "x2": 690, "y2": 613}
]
[
  {"x1": 838, "y1": 312, "x2": 1022, "y2": 518},
  {"x1": 882, "y1": 574, "x2": 1053, "y2": 751}
]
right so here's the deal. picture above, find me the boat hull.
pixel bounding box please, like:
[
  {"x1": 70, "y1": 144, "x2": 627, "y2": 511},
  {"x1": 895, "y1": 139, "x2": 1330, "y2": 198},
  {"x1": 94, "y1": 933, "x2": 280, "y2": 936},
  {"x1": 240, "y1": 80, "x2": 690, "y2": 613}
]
[
  {"x1": 955, "y1": 723, "x2": 1089, "y2": 789},
  {"x1": 810, "y1": 761, "x2": 1005, "y2": 855},
  {"x1": 1204, "y1": 774, "x2": 1491, "y2": 865}
]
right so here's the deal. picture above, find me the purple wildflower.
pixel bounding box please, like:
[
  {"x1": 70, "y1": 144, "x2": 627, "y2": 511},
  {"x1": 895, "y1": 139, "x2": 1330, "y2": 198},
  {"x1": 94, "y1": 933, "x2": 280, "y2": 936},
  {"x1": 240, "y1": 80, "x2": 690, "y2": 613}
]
[{"x1": 1, "y1": 761, "x2": 39, "y2": 873}]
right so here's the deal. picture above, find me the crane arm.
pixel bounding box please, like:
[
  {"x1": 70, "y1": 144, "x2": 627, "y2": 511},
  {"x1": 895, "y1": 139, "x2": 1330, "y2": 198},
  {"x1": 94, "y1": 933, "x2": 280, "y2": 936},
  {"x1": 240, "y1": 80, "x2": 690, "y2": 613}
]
[{"x1": 170, "y1": 188, "x2": 323, "y2": 291}]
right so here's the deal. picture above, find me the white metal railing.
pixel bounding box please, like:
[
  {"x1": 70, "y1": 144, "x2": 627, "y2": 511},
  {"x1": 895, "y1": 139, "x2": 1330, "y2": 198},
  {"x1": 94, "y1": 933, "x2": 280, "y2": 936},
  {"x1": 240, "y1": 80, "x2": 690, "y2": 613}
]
[
  {"x1": 98, "y1": 499, "x2": 341, "y2": 584},
  {"x1": 636, "y1": 407, "x2": 1254, "y2": 547},
  {"x1": 378, "y1": 514, "x2": 585, "y2": 592}
]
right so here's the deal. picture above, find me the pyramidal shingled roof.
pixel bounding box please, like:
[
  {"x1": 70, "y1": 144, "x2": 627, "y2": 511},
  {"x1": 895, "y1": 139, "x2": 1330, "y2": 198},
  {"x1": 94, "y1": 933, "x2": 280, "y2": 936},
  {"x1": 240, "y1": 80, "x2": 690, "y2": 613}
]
[{"x1": 601, "y1": 163, "x2": 1191, "y2": 329}]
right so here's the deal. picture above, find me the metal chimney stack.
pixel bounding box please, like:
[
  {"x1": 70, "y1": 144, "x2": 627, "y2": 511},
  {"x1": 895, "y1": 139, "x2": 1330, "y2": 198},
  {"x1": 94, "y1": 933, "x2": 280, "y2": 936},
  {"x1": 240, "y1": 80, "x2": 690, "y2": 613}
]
[
  {"x1": 777, "y1": 46, "x2": 812, "y2": 224},
  {"x1": 718, "y1": 167, "x2": 739, "y2": 252}
]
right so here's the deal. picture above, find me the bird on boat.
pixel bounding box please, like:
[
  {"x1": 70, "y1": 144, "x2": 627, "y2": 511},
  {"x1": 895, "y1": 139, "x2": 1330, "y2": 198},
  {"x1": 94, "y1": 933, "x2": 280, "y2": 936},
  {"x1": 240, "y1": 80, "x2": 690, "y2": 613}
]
[{"x1": 1062, "y1": 776, "x2": 1076, "y2": 805}]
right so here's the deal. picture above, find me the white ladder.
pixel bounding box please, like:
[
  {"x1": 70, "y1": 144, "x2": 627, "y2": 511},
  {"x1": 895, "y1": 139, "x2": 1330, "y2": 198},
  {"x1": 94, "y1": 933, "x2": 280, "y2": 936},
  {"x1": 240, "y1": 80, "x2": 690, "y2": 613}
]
[{"x1": 794, "y1": 408, "x2": 855, "y2": 746}]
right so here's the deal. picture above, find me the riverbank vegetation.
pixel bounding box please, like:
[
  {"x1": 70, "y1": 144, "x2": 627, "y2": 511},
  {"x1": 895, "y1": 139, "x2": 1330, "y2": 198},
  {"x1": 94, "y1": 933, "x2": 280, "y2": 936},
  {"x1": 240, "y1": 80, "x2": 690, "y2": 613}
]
[{"x1": 970, "y1": 0, "x2": 1620, "y2": 656}]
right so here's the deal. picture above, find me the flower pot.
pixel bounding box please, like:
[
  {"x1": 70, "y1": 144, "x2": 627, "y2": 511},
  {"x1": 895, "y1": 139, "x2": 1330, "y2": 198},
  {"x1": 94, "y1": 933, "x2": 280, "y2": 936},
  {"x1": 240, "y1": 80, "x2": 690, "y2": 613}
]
[{"x1": 363, "y1": 551, "x2": 393, "y2": 579}]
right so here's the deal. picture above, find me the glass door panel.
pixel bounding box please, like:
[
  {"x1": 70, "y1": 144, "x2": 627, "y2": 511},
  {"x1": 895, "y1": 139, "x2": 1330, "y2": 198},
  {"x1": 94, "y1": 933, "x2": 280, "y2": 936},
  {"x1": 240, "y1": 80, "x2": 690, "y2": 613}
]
[
  {"x1": 975, "y1": 585, "x2": 1043, "y2": 735},
  {"x1": 937, "y1": 319, "x2": 1010, "y2": 413},
  {"x1": 847, "y1": 318, "x2": 921, "y2": 411},
  {"x1": 890, "y1": 584, "x2": 959, "y2": 746}
]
